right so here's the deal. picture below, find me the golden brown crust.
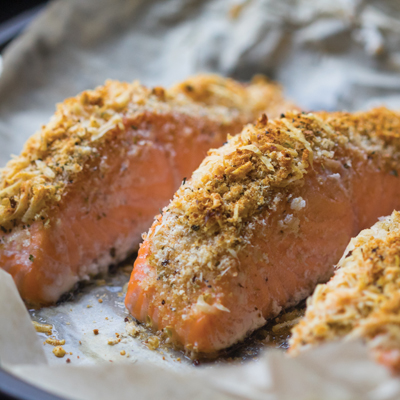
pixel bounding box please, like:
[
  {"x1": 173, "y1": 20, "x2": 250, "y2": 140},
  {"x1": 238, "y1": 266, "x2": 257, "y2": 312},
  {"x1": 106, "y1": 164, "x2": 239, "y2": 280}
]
[
  {"x1": 0, "y1": 75, "x2": 287, "y2": 231},
  {"x1": 289, "y1": 210, "x2": 400, "y2": 359},
  {"x1": 170, "y1": 74, "x2": 296, "y2": 119},
  {"x1": 149, "y1": 108, "x2": 400, "y2": 311}
]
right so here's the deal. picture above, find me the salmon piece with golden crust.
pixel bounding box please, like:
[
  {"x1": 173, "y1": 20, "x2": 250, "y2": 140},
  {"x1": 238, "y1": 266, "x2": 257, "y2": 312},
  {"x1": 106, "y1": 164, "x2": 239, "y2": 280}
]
[
  {"x1": 125, "y1": 108, "x2": 400, "y2": 356},
  {"x1": 289, "y1": 210, "x2": 400, "y2": 374},
  {"x1": 0, "y1": 74, "x2": 292, "y2": 307}
]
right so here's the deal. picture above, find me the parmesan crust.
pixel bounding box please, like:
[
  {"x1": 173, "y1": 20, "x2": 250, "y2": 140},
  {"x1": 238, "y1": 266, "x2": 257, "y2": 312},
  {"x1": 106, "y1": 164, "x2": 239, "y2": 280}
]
[
  {"x1": 289, "y1": 211, "x2": 400, "y2": 360},
  {"x1": 0, "y1": 74, "x2": 287, "y2": 231},
  {"x1": 170, "y1": 74, "x2": 295, "y2": 121},
  {"x1": 148, "y1": 108, "x2": 400, "y2": 311}
]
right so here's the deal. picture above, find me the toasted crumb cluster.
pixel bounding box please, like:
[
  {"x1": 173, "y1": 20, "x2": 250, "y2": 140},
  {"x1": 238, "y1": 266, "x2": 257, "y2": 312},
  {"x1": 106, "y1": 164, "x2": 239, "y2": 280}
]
[
  {"x1": 0, "y1": 75, "x2": 282, "y2": 231},
  {"x1": 32, "y1": 321, "x2": 53, "y2": 335},
  {"x1": 170, "y1": 74, "x2": 295, "y2": 121},
  {"x1": 289, "y1": 211, "x2": 400, "y2": 358},
  {"x1": 45, "y1": 337, "x2": 66, "y2": 346},
  {"x1": 52, "y1": 346, "x2": 66, "y2": 358},
  {"x1": 149, "y1": 108, "x2": 400, "y2": 310}
]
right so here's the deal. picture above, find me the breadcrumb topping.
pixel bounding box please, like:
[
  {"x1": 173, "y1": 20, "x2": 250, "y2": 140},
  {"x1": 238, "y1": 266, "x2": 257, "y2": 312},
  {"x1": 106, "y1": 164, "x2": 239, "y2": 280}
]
[
  {"x1": 170, "y1": 74, "x2": 295, "y2": 122},
  {"x1": 148, "y1": 108, "x2": 400, "y2": 312},
  {"x1": 0, "y1": 75, "x2": 284, "y2": 231},
  {"x1": 289, "y1": 211, "x2": 400, "y2": 358}
]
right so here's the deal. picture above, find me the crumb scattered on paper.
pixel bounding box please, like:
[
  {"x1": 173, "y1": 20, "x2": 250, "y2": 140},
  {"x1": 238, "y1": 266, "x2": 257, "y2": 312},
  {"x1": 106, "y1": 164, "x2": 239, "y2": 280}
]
[
  {"x1": 52, "y1": 346, "x2": 66, "y2": 358},
  {"x1": 45, "y1": 338, "x2": 66, "y2": 346},
  {"x1": 147, "y1": 336, "x2": 160, "y2": 351},
  {"x1": 32, "y1": 321, "x2": 53, "y2": 335}
]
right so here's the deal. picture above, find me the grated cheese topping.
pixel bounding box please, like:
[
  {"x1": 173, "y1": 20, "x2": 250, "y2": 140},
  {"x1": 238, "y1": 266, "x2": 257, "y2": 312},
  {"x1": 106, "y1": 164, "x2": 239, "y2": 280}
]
[
  {"x1": 0, "y1": 74, "x2": 286, "y2": 231},
  {"x1": 148, "y1": 108, "x2": 400, "y2": 312},
  {"x1": 170, "y1": 74, "x2": 296, "y2": 121}
]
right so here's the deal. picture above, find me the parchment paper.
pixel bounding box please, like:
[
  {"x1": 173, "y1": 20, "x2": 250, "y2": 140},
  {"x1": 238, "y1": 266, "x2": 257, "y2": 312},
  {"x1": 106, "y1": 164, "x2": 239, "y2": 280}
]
[
  {"x1": 8, "y1": 342, "x2": 400, "y2": 400},
  {"x1": 2, "y1": 0, "x2": 400, "y2": 398},
  {"x1": 0, "y1": 269, "x2": 46, "y2": 367}
]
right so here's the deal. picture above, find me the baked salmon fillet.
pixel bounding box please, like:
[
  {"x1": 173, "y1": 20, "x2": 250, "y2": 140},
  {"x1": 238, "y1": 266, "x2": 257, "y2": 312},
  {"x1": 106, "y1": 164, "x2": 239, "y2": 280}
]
[
  {"x1": 125, "y1": 108, "x2": 400, "y2": 355},
  {"x1": 0, "y1": 74, "x2": 293, "y2": 307},
  {"x1": 289, "y1": 210, "x2": 400, "y2": 373}
]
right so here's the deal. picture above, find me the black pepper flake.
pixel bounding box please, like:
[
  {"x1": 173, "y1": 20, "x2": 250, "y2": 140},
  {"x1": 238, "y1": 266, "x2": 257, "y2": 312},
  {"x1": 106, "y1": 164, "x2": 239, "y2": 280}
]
[
  {"x1": 161, "y1": 300, "x2": 165, "y2": 305},
  {"x1": 265, "y1": 277, "x2": 269, "y2": 282},
  {"x1": 29, "y1": 254, "x2": 34, "y2": 262},
  {"x1": 124, "y1": 317, "x2": 129, "y2": 322},
  {"x1": 193, "y1": 359, "x2": 201, "y2": 366},
  {"x1": 343, "y1": 163, "x2": 350, "y2": 169},
  {"x1": 131, "y1": 125, "x2": 138, "y2": 130},
  {"x1": 0, "y1": 226, "x2": 6, "y2": 233},
  {"x1": 182, "y1": 177, "x2": 187, "y2": 186},
  {"x1": 280, "y1": 113, "x2": 285, "y2": 118},
  {"x1": 345, "y1": 250, "x2": 353, "y2": 258},
  {"x1": 191, "y1": 225, "x2": 200, "y2": 231},
  {"x1": 391, "y1": 170, "x2": 398, "y2": 177},
  {"x1": 185, "y1": 85, "x2": 194, "y2": 92},
  {"x1": 161, "y1": 260, "x2": 170, "y2": 266},
  {"x1": 9, "y1": 198, "x2": 16, "y2": 208}
]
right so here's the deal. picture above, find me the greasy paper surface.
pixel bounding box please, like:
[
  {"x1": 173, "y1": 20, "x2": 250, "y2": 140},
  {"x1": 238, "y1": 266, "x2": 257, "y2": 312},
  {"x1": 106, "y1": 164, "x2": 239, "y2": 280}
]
[
  {"x1": 29, "y1": 267, "x2": 193, "y2": 368},
  {"x1": 1, "y1": 0, "x2": 400, "y2": 399},
  {"x1": 29, "y1": 263, "x2": 290, "y2": 367}
]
